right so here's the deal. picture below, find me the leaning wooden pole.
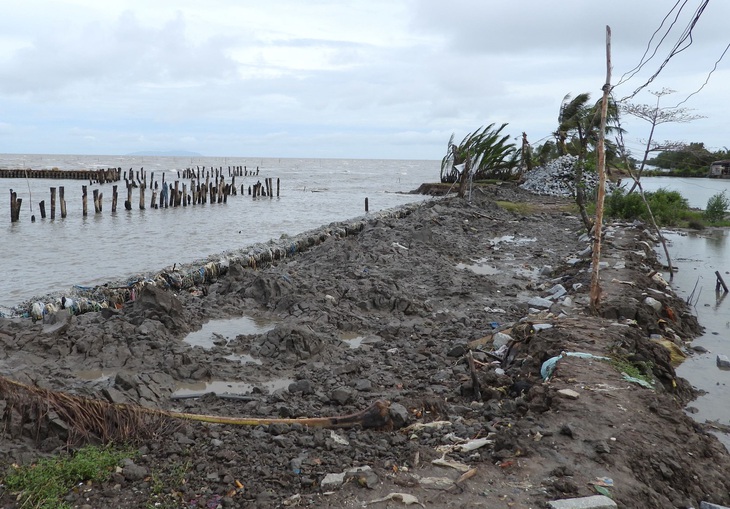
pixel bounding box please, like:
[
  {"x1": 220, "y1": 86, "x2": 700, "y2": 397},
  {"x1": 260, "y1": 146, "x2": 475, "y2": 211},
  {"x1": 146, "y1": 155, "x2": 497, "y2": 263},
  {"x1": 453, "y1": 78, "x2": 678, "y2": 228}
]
[{"x1": 590, "y1": 25, "x2": 611, "y2": 313}]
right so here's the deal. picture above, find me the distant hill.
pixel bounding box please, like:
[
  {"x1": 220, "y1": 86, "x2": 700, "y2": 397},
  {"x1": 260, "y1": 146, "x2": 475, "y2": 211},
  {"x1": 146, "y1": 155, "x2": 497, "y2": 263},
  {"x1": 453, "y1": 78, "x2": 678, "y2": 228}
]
[{"x1": 126, "y1": 150, "x2": 203, "y2": 157}]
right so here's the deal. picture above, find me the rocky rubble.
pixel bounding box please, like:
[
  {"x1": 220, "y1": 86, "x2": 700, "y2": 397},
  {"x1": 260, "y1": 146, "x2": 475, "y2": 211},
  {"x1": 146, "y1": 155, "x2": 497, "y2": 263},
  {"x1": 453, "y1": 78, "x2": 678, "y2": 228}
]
[{"x1": 520, "y1": 155, "x2": 619, "y2": 197}]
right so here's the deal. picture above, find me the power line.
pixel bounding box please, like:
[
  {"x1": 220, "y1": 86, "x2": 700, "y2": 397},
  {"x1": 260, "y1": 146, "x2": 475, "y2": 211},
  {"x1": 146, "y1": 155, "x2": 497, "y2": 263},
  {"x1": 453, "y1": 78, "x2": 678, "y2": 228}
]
[
  {"x1": 615, "y1": 0, "x2": 687, "y2": 88},
  {"x1": 674, "y1": 41, "x2": 730, "y2": 107},
  {"x1": 616, "y1": 0, "x2": 710, "y2": 101}
]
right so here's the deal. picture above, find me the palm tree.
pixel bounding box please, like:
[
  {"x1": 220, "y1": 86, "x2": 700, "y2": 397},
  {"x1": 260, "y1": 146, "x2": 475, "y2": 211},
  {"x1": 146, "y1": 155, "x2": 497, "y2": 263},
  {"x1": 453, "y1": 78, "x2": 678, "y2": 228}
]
[
  {"x1": 554, "y1": 93, "x2": 621, "y2": 229},
  {"x1": 441, "y1": 123, "x2": 518, "y2": 197}
]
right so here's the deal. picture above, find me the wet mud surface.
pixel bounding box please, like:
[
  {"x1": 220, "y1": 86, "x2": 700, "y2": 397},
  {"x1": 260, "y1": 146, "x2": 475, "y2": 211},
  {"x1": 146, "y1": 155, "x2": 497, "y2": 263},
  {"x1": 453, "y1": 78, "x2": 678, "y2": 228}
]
[{"x1": 1, "y1": 185, "x2": 729, "y2": 508}]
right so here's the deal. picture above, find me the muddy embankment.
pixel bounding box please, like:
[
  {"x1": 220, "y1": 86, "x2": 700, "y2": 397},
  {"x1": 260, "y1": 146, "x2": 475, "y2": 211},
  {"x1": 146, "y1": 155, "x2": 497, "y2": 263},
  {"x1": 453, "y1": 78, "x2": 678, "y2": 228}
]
[{"x1": 0, "y1": 184, "x2": 729, "y2": 509}]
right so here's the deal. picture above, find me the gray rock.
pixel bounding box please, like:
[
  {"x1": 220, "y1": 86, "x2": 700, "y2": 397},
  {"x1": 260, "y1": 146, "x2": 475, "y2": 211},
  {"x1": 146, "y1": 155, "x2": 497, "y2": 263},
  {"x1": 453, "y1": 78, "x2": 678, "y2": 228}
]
[
  {"x1": 527, "y1": 297, "x2": 553, "y2": 309},
  {"x1": 320, "y1": 472, "x2": 345, "y2": 490},
  {"x1": 388, "y1": 402, "x2": 409, "y2": 429},
  {"x1": 101, "y1": 387, "x2": 128, "y2": 405},
  {"x1": 546, "y1": 284, "x2": 567, "y2": 300},
  {"x1": 643, "y1": 296, "x2": 662, "y2": 312},
  {"x1": 447, "y1": 344, "x2": 466, "y2": 357},
  {"x1": 345, "y1": 467, "x2": 379, "y2": 489},
  {"x1": 330, "y1": 387, "x2": 352, "y2": 405},
  {"x1": 717, "y1": 354, "x2": 730, "y2": 369},
  {"x1": 492, "y1": 332, "x2": 512, "y2": 349},
  {"x1": 114, "y1": 372, "x2": 139, "y2": 391},
  {"x1": 122, "y1": 461, "x2": 148, "y2": 482},
  {"x1": 288, "y1": 380, "x2": 313, "y2": 394},
  {"x1": 354, "y1": 379, "x2": 373, "y2": 392},
  {"x1": 547, "y1": 495, "x2": 617, "y2": 509}
]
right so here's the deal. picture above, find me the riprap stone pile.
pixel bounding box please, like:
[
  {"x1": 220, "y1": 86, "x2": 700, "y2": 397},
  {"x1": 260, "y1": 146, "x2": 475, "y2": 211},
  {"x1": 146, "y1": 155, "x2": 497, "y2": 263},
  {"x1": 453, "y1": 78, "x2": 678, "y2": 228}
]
[{"x1": 520, "y1": 155, "x2": 617, "y2": 198}]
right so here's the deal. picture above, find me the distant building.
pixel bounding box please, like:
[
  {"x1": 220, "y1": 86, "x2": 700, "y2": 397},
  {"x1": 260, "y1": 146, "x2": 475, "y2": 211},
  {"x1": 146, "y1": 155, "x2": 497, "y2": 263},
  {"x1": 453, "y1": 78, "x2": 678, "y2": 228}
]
[{"x1": 708, "y1": 160, "x2": 730, "y2": 178}]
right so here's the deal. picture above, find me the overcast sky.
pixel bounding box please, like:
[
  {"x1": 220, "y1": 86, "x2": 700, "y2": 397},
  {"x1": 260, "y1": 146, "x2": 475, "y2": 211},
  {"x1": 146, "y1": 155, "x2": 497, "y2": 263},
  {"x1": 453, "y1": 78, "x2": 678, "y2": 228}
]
[{"x1": 0, "y1": 0, "x2": 727, "y2": 160}]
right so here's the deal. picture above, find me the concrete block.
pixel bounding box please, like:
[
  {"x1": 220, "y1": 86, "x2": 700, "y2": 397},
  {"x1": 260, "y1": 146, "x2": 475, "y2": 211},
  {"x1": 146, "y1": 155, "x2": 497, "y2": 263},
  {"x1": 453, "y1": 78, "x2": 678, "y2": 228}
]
[
  {"x1": 717, "y1": 354, "x2": 730, "y2": 369},
  {"x1": 557, "y1": 388, "x2": 580, "y2": 400},
  {"x1": 547, "y1": 495, "x2": 617, "y2": 509}
]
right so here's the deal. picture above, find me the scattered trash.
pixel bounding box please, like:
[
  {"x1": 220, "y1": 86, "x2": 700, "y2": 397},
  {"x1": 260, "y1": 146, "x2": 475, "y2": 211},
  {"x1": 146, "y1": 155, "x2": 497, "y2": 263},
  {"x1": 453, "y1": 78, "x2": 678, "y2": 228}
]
[
  {"x1": 650, "y1": 337, "x2": 687, "y2": 366},
  {"x1": 432, "y1": 454, "x2": 472, "y2": 473},
  {"x1": 418, "y1": 475, "x2": 454, "y2": 490},
  {"x1": 330, "y1": 430, "x2": 349, "y2": 446},
  {"x1": 590, "y1": 477, "x2": 614, "y2": 487},
  {"x1": 436, "y1": 436, "x2": 493, "y2": 454},
  {"x1": 643, "y1": 296, "x2": 662, "y2": 312},
  {"x1": 404, "y1": 421, "x2": 452, "y2": 433},
  {"x1": 622, "y1": 373, "x2": 654, "y2": 389},
  {"x1": 364, "y1": 492, "x2": 425, "y2": 507},
  {"x1": 541, "y1": 352, "x2": 610, "y2": 380},
  {"x1": 593, "y1": 485, "x2": 612, "y2": 498}
]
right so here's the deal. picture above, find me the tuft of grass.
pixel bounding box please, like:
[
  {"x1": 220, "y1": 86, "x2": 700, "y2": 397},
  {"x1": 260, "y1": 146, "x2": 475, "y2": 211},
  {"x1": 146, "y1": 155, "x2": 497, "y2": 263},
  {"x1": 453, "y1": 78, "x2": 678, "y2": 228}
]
[
  {"x1": 609, "y1": 356, "x2": 654, "y2": 385},
  {"x1": 3, "y1": 444, "x2": 134, "y2": 509},
  {"x1": 495, "y1": 200, "x2": 534, "y2": 215}
]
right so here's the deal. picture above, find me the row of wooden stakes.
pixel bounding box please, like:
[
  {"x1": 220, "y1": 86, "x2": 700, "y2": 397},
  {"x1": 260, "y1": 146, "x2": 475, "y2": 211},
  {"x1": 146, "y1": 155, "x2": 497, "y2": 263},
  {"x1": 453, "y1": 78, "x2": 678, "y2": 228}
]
[{"x1": 8, "y1": 175, "x2": 280, "y2": 223}]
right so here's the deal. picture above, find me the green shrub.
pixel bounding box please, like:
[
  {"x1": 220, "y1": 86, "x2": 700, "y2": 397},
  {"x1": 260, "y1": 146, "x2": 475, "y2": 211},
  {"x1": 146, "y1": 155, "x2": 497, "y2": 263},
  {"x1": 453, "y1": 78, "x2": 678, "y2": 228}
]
[
  {"x1": 604, "y1": 187, "x2": 692, "y2": 226},
  {"x1": 704, "y1": 191, "x2": 730, "y2": 223}
]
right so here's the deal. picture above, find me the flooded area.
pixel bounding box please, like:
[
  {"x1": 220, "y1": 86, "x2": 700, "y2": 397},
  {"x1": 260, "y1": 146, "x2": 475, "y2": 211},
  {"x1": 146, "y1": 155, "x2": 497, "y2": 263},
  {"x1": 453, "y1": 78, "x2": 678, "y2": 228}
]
[
  {"x1": 183, "y1": 315, "x2": 276, "y2": 349},
  {"x1": 660, "y1": 229, "x2": 730, "y2": 450},
  {"x1": 172, "y1": 378, "x2": 294, "y2": 398}
]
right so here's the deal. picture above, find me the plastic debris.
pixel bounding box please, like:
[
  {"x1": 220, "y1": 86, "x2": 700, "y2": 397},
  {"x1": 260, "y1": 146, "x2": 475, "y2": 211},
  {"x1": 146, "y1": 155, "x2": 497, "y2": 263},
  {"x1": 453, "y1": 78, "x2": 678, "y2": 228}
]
[
  {"x1": 365, "y1": 492, "x2": 425, "y2": 507},
  {"x1": 541, "y1": 352, "x2": 610, "y2": 380},
  {"x1": 432, "y1": 454, "x2": 472, "y2": 473},
  {"x1": 622, "y1": 373, "x2": 653, "y2": 389}
]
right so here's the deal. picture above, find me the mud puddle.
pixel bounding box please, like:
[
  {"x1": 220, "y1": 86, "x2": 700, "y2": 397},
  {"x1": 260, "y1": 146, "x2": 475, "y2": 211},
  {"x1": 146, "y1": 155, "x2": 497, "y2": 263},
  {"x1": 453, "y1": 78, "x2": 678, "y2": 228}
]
[
  {"x1": 339, "y1": 332, "x2": 382, "y2": 349},
  {"x1": 184, "y1": 315, "x2": 276, "y2": 349},
  {"x1": 172, "y1": 378, "x2": 294, "y2": 398}
]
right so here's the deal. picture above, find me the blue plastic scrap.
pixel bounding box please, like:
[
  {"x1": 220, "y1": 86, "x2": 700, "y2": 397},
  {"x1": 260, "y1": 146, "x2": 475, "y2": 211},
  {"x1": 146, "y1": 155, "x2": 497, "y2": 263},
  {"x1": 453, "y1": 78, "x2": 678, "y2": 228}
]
[{"x1": 541, "y1": 352, "x2": 610, "y2": 380}]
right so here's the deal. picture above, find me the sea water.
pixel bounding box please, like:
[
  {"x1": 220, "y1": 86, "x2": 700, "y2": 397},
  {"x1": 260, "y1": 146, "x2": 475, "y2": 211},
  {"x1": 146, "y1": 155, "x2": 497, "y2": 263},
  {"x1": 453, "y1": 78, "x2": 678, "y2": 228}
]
[{"x1": 0, "y1": 154, "x2": 437, "y2": 309}]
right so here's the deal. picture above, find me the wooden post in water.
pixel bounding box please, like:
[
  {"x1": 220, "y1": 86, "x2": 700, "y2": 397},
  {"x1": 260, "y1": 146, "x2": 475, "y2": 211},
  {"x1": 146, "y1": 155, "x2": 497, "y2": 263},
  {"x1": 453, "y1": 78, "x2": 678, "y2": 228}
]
[
  {"x1": 174, "y1": 181, "x2": 180, "y2": 207},
  {"x1": 277, "y1": 178, "x2": 280, "y2": 197},
  {"x1": 82, "y1": 185, "x2": 88, "y2": 216},
  {"x1": 10, "y1": 190, "x2": 22, "y2": 222},
  {"x1": 139, "y1": 183, "x2": 145, "y2": 210},
  {"x1": 716, "y1": 271, "x2": 729, "y2": 293},
  {"x1": 112, "y1": 185, "x2": 118, "y2": 212},
  {"x1": 125, "y1": 182, "x2": 133, "y2": 211},
  {"x1": 59, "y1": 186, "x2": 67, "y2": 218},
  {"x1": 39, "y1": 200, "x2": 46, "y2": 219},
  {"x1": 93, "y1": 189, "x2": 100, "y2": 213},
  {"x1": 50, "y1": 187, "x2": 56, "y2": 220},
  {"x1": 205, "y1": 172, "x2": 210, "y2": 204},
  {"x1": 182, "y1": 183, "x2": 187, "y2": 207},
  {"x1": 365, "y1": 197, "x2": 369, "y2": 212}
]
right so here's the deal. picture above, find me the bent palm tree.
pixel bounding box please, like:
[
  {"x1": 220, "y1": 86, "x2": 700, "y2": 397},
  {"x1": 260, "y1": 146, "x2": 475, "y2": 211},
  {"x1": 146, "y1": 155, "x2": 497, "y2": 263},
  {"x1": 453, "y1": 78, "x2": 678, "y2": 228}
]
[{"x1": 441, "y1": 123, "x2": 518, "y2": 198}]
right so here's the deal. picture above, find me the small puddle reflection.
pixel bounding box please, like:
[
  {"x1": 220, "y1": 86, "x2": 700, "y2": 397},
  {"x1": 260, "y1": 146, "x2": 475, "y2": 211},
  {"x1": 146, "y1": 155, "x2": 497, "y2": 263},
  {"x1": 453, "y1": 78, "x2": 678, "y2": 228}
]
[
  {"x1": 490, "y1": 235, "x2": 537, "y2": 246},
  {"x1": 76, "y1": 369, "x2": 115, "y2": 382},
  {"x1": 224, "y1": 353, "x2": 263, "y2": 365},
  {"x1": 340, "y1": 332, "x2": 382, "y2": 349},
  {"x1": 173, "y1": 378, "x2": 293, "y2": 397},
  {"x1": 456, "y1": 257, "x2": 500, "y2": 275},
  {"x1": 184, "y1": 315, "x2": 276, "y2": 349}
]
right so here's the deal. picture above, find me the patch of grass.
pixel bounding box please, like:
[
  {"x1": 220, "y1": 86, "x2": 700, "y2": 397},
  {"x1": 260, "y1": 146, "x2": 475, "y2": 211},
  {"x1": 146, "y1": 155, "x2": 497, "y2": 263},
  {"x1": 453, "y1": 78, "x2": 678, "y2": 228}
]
[
  {"x1": 495, "y1": 200, "x2": 534, "y2": 215},
  {"x1": 3, "y1": 444, "x2": 133, "y2": 509},
  {"x1": 609, "y1": 356, "x2": 654, "y2": 385},
  {"x1": 145, "y1": 459, "x2": 192, "y2": 509}
]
